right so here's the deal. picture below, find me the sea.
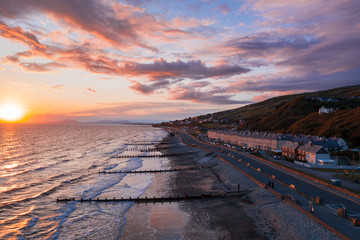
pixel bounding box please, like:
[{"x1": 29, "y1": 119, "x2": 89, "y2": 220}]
[{"x1": 0, "y1": 123, "x2": 171, "y2": 239}]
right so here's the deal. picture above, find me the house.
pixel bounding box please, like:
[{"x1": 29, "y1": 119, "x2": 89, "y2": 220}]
[
  {"x1": 297, "y1": 143, "x2": 312, "y2": 161},
  {"x1": 281, "y1": 141, "x2": 299, "y2": 159},
  {"x1": 319, "y1": 106, "x2": 335, "y2": 114},
  {"x1": 329, "y1": 137, "x2": 347, "y2": 150},
  {"x1": 312, "y1": 139, "x2": 340, "y2": 152},
  {"x1": 207, "y1": 130, "x2": 287, "y2": 151},
  {"x1": 299, "y1": 144, "x2": 331, "y2": 165}
]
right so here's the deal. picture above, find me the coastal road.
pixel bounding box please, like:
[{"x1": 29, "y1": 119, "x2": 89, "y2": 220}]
[{"x1": 178, "y1": 130, "x2": 360, "y2": 240}]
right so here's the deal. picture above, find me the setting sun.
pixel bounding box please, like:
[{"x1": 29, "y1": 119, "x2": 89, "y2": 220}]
[{"x1": 0, "y1": 104, "x2": 25, "y2": 122}]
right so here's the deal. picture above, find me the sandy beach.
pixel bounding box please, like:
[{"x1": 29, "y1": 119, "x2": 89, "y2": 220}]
[{"x1": 120, "y1": 133, "x2": 340, "y2": 239}]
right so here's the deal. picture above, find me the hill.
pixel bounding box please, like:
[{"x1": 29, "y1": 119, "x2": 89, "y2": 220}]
[
  {"x1": 166, "y1": 85, "x2": 360, "y2": 147},
  {"x1": 213, "y1": 85, "x2": 360, "y2": 146}
]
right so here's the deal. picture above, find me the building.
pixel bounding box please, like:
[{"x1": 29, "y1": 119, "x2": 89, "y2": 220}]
[
  {"x1": 297, "y1": 143, "x2": 312, "y2": 161},
  {"x1": 208, "y1": 130, "x2": 287, "y2": 152},
  {"x1": 207, "y1": 129, "x2": 346, "y2": 157},
  {"x1": 281, "y1": 141, "x2": 299, "y2": 159},
  {"x1": 329, "y1": 137, "x2": 348, "y2": 150},
  {"x1": 319, "y1": 105, "x2": 335, "y2": 114},
  {"x1": 296, "y1": 143, "x2": 331, "y2": 165},
  {"x1": 305, "y1": 145, "x2": 331, "y2": 165}
]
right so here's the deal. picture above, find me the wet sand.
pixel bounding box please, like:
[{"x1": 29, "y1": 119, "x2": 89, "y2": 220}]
[{"x1": 120, "y1": 134, "x2": 340, "y2": 239}]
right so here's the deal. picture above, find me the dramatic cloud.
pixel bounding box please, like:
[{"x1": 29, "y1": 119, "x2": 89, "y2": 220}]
[
  {"x1": 130, "y1": 80, "x2": 170, "y2": 95},
  {"x1": 0, "y1": 21, "x2": 46, "y2": 50},
  {"x1": 1, "y1": 0, "x2": 359, "y2": 119},
  {"x1": 0, "y1": 0, "x2": 144, "y2": 48},
  {"x1": 123, "y1": 58, "x2": 250, "y2": 81},
  {"x1": 169, "y1": 85, "x2": 253, "y2": 105},
  {"x1": 228, "y1": 68, "x2": 360, "y2": 93}
]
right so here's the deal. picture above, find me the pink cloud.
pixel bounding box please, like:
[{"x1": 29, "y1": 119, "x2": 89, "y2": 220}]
[
  {"x1": 52, "y1": 85, "x2": 64, "y2": 91},
  {"x1": 19, "y1": 62, "x2": 66, "y2": 72},
  {"x1": 171, "y1": 17, "x2": 216, "y2": 28},
  {"x1": 0, "y1": 21, "x2": 46, "y2": 50},
  {"x1": 86, "y1": 88, "x2": 97, "y2": 93}
]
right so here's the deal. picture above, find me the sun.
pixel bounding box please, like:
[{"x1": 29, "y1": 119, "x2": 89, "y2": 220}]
[{"x1": 0, "y1": 104, "x2": 25, "y2": 122}]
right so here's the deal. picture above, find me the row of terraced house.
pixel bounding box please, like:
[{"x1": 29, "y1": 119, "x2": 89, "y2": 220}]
[
  {"x1": 207, "y1": 130, "x2": 347, "y2": 166},
  {"x1": 207, "y1": 130, "x2": 287, "y2": 152}
]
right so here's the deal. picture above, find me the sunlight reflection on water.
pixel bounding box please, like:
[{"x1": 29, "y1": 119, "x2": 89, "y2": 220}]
[{"x1": 0, "y1": 123, "x2": 167, "y2": 239}]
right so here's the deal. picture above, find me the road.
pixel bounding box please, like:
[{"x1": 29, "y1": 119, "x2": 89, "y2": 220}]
[{"x1": 178, "y1": 130, "x2": 360, "y2": 239}]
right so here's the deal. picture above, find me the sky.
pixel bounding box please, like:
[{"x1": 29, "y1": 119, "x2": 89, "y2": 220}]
[{"x1": 0, "y1": 0, "x2": 359, "y2": 123}]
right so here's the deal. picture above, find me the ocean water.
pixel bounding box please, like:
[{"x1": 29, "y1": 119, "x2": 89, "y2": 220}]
[{"x1": 0, "y1": 124, "x2": 168, "y2": 239}]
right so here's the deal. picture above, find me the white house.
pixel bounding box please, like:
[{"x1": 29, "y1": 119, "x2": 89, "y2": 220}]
[
  {"x1": 319, "y1": 106, "x2": 335, "y2": 114},
  {"x1": 304, "y1": 145, "x2": 331, "y2": 165}
]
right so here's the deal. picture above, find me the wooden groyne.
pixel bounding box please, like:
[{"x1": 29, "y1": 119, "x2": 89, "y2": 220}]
[
  {"x1": 140, "y1": 147, "x2": 171, "y2": 152},
  {"x1": 56, "y1": 191, "x2": 245, "y2": 203},
  {"x1": 114, "y1": 152, "x2": 184, "y2": 158},
  {"x1": 99, "y1": 167, "x2": 200, "y2": 174},
  {"x1": 126, "y1": 142, "x2": 172, "y2": 146},
  {"x1": 119, "y1": 147, "x2": 171, "y2": 152}
]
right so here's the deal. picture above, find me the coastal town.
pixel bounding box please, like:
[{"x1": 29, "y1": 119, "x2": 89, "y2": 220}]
[
  {"x1": 207, "y1": 130, "x2": 348, "y2": 168},
  {"x1": 161, "y1": 90, "x2": 360, "y2": 172}
]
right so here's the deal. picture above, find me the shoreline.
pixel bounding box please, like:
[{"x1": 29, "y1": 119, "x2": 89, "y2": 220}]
[{"x1": 120, "y1": 132, "x2": 340, "y2": 239}]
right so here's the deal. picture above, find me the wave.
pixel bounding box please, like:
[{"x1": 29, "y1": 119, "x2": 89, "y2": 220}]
[
  {"x1": 0, "y1": 205, "x2": 35, "y2": 225},
  {"x1": 0, "y1": 124, "x2": 169, "y2": 239},
  {"x1": 0, "y1": 183, "x2": 65, "y2": 209},
  {"x1": 63, "y1": 174, "x2": 89, "y2": 184},
  {"x1": 103, "y1": 164, "x2": 118, "y2": 170}
]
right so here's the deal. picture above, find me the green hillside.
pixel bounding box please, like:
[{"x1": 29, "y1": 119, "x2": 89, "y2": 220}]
[{"x1": 209, "y1": 85, "x2": 360, "y2": 147}]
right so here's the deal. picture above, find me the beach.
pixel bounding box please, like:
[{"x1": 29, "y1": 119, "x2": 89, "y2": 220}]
[{"x1": 120, "y1": 132, "x2": 340, "y2": 239}]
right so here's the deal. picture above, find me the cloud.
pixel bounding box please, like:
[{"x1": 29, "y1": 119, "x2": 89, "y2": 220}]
[
  {"x1": 19, "y1": 61, "x2": 66, "y2": 72},
  {"x1": 125, "y1": 58, "x2": 250, "y2": 81},
  {"x1": 1, "y1": 20, "x2": 249, "y2": 81},
  {"x1": 52, "y1": 85, "x2": 64, "y2": 90},
  {"x1": 171, "y1": 17, "x2": 216, "y2": 29},
  {"x1": 221, "y1": 0, "x2": 360, "y2": 93},
  {"x1": 0, "y1": 0, "x2": 201, "y2": 52},
  {"x1": 169, "y1": 85, "x2": 253, "y2": 105},
  {"x1": 228, "y1": 68, "x2": 360, "y2": 93},
  {"x1": 0, "y1": 0, "x2": 141, "y2": 47},
  {"x1": 66, "y1": 101, "x2": 218, "y2": 121},
  {"x1": 3, "y1": 55, "x2": 20, "y2": 63},
  {"x1": 188, "y1": 81, "x2": 211, "y2": 88},
  {"x1": 0, "y1": 21, "x2": 46, "y2": 50},
  {"x1": 216, "y1": 4, "x2": 231, "y2": 15},
  {"x1": 76, "y1": 87, "x2": 97, "y2": 95},
  {"x1": 1, "y1": 0, "x2": 359, "y2": 108},
  {"x1": 129, "y1": 80, "x2": 170, "y2": 95},
  {"x1": 86, "y1": 88, "x2": 97, "y2": 93}
]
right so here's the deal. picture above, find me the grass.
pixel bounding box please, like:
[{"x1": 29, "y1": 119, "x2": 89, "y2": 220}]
[
  {"x1": 313, "y1": 168, "x2": 360, "y2": 173},
  {"x1": 333, "y1": 174, "x2": 360, "y2": 182}
]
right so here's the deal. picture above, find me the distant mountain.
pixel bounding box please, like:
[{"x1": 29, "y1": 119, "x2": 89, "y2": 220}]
[
  {"x1": 91, "y1": 120, "x2": 132, "y2": 124},
  {"x1": 48, "y1": 119, "x2": 80, "y2": 124},
  {"x1": 86, "y1": 120, "x2": 151, "y2": 125},
  {"x1": 178, "y1": 85, "x2": 360, "y2": 146}
]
